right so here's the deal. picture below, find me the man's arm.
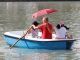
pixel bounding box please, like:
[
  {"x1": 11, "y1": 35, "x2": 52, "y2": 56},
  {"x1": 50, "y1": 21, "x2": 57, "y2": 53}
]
[
  {"x1": 32, "y1": 24, "x2": 43, "y2": 29},
  {"x1": 52, "y1": 25, "x2": 56, "y2": 34}
]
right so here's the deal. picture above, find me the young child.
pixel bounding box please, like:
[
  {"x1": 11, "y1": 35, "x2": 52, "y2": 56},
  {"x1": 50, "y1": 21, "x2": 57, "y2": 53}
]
[
  {"x1": 66, "y1": 31, "x2": 73, "y2": 39},
  {"x1": 24, "y1": 21, "x2": 39, "y2": 39},
  {"x1": 31, "y1": 21, "x2": 39, "y2": 38}
]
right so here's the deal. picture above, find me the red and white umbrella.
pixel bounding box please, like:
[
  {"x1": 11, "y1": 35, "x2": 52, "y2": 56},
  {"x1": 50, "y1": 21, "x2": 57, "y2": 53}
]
[{"x1": 32, "y1": 9, "x2": 58, "y2": 19}]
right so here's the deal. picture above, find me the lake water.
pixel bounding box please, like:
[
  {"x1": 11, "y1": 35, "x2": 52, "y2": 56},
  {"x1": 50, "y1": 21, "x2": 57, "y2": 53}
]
[
  {"x1": 0, "y1": 38, "x2": 80, "y2": 60},
  {"x1": 0, "y1": 2, "x2": 80, "y2": 60}
]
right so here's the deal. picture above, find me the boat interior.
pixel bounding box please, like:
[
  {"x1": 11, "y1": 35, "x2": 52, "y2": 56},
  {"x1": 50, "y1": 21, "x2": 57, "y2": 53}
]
[{"x1": 4, "y1": 31, "x2": 75, "y2": 41}]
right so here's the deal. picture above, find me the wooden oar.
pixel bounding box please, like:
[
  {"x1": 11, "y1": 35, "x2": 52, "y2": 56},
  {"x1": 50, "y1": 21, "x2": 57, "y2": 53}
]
[{"x1": 10, "y1": 26, "x2": 32, "y2": 49}]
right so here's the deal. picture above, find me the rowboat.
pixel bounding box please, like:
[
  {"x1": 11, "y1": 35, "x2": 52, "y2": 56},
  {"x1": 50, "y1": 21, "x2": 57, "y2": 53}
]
[{"x1": 3, "y1": 31, "x2": 76, "y2": 50}]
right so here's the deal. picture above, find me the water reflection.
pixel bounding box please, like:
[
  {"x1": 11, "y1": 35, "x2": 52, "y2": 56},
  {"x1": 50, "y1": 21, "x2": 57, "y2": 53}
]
[
  {"x1": 0, "y1": 40, "x2": 79, "y2": 60},
  {"x1": 0, "y1": 43, "x2": 77, "y2": 60},
  {"x1": 1, "y1": 48, "x2": 79, "y2": 60},
  {"x1": 0, "y1": 47, "x2": 73, "y2": 60}
]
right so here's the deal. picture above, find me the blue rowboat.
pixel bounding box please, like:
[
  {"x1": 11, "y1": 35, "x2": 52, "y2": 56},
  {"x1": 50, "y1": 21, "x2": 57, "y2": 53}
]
[{"x1": 3, "y1": 31, "x2": 76, "y2": 50}]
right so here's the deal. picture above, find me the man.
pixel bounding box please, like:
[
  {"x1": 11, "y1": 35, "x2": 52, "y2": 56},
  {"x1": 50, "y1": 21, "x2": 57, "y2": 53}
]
[{"x1": 33, "y1": 17, "x2": 55, "y2": 39}]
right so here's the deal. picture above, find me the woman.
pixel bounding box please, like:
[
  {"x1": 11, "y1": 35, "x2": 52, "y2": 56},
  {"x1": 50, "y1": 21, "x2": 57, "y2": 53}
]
[
  {"x1": 57, "y1": 20, "x2": 69, "y2": 30},
  {"x1": 55, "y1": 24, "x2": 67, "y2": 39}
]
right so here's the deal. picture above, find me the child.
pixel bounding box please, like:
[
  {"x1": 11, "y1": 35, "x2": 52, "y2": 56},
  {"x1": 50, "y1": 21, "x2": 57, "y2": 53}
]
[
  {"x1": 24, "y1": 21, "x2": 39, "y2": 38},
  {"x1": 66, "y1": 31, "x2": 73, "y2": 39},
  {"x1": 31, "y1": 21, "x2": 39, "y2": 38}
]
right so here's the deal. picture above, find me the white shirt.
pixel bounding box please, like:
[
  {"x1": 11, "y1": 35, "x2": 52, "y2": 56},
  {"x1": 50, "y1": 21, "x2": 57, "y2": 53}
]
[{"x1": 56, "y1": 27, "x2": 67, "y2": 38}]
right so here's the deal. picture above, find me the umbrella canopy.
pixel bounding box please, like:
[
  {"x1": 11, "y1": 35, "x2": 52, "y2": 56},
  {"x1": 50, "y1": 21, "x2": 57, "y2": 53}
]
[{"x1": 32, "y1": 9, "x2": 58, "y2": 19}]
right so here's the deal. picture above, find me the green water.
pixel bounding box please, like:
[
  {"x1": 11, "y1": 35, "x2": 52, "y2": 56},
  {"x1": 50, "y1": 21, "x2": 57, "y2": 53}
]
[{"x1": 0, "y1": 2, "x2": 80, "y2": 60}]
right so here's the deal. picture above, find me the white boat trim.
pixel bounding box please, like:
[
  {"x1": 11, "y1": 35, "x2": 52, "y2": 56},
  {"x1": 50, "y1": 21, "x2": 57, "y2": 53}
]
[{"x1": 4, "y1": 31, "x2": 76, "y2": 41}]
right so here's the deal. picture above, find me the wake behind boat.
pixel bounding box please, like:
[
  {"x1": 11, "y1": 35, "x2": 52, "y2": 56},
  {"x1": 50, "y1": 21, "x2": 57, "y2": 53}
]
[{"x1": 3, "y1": 31, "x2": 76, "y2": 50}]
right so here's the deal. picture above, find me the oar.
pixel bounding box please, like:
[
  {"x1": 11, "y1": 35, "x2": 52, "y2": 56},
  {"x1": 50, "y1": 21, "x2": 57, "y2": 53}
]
[{"x1": 10, "y1": 26, "x2": 32, "y2": 49}]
